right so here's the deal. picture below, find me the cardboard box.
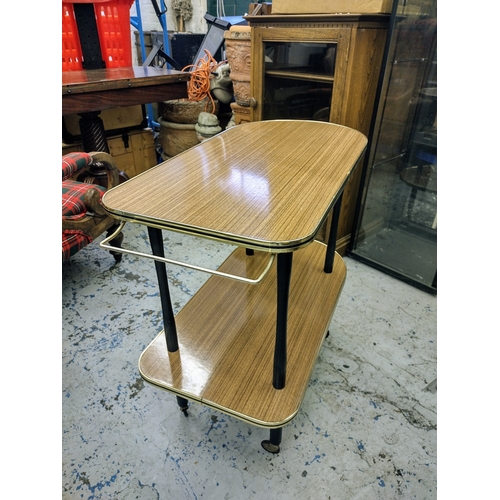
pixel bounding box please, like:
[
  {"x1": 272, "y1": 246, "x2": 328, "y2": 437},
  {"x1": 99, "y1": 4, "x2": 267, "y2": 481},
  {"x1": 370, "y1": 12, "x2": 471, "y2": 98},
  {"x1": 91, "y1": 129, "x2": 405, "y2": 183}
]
[{"x1": 271, "y1": 0, "x2": 392, "y2": 14}]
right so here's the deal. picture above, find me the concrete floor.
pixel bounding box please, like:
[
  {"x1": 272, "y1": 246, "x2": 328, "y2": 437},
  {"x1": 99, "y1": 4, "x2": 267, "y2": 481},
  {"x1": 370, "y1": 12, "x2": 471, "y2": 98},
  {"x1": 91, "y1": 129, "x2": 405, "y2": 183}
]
[{"x1": 62, "y1": 222, "x2": 437, "y2": 499}]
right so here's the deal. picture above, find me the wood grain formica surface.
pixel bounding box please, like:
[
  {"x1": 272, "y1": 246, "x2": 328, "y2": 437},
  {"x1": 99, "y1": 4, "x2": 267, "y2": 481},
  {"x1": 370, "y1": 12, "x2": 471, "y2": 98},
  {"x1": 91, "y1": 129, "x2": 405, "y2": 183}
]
[
  {"x1": 102, "y1": 120, "x2": 367, "y2": 251},
  {"x1": 138, "y1": 242, "x2": 347, "y2": 427}
]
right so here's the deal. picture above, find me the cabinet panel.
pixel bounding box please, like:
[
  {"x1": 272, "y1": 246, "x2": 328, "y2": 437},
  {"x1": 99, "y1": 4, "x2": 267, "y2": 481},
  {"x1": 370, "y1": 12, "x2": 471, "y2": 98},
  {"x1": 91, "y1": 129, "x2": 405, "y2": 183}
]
[
  {"x1": 247, "y1": 15, "x2": 389, "y2": 253},
  {"x1": 251, "y1": 26, "x2": 352, "y2": 124},
  {"x1": 262, "y1": 40, "x2": 336, "y2": 121}
]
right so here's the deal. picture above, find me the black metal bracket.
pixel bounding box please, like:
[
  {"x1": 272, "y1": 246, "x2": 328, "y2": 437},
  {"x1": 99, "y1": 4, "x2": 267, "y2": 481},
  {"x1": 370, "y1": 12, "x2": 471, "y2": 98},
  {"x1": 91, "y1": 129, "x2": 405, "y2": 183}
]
[{"x1": 150, "y1": 0, "x2": 167, "y2": 18}]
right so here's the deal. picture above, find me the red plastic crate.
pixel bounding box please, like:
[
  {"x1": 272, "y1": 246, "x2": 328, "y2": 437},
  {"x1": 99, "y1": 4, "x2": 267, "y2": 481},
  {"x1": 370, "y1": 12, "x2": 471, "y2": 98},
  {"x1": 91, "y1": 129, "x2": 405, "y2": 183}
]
[
  {"x1": 62, "y1": 0, "x2": 134, "y2": 71},
  {"x1": 62, "y1": 3, "x2": 84, "y2": 71}
]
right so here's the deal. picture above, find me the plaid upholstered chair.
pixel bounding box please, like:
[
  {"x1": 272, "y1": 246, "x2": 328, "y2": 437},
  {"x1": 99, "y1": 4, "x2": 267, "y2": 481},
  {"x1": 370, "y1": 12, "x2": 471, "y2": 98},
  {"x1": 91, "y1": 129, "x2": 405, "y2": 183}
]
[{"x1": 62, "y1": 151, "x2": 123, "y2": 262}]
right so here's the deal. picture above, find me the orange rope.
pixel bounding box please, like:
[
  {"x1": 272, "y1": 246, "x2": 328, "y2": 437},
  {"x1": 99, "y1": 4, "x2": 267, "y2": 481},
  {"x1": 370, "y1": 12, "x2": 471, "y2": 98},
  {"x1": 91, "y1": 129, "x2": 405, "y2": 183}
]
[{"x1": 182, "y1": 50, "x2": 226, "y2": 114}]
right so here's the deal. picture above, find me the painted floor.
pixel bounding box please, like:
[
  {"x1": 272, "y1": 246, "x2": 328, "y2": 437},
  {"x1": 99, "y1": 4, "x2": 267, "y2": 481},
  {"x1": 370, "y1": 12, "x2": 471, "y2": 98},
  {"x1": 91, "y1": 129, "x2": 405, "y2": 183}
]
[{"x1": 62, "y1": 222, "x2": 437, "y2": 499}]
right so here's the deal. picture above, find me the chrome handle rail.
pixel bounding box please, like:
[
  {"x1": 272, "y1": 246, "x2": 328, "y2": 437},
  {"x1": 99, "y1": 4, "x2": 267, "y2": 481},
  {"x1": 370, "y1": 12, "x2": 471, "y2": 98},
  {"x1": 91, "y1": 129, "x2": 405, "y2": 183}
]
[{"x1": 100, "y1": 222, "x2": 276, "y2": 285}]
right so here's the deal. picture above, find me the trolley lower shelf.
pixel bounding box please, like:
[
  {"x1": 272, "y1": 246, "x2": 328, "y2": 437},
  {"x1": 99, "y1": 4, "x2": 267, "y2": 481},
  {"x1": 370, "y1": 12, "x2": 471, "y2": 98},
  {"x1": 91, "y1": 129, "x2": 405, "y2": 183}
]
[{"x1": 138, "y1": 240, "x2": 346, "y2": 428}]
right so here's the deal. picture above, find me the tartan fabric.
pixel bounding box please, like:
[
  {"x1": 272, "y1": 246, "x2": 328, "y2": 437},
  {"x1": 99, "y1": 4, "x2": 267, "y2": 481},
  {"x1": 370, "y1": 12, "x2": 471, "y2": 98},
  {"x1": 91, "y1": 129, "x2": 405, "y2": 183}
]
[
  {"x1": 62, "y1": 231, "x2": 92, "y2": 261},
  {"x1": 62, "y1": 179, "x2": 106, "y2": 218},
  {"x1": 62, "y1": 153, "x2": 106, "y2": 261},
  {"x1": 62, "y1": 152, "x2": 92, "y2": 181}
]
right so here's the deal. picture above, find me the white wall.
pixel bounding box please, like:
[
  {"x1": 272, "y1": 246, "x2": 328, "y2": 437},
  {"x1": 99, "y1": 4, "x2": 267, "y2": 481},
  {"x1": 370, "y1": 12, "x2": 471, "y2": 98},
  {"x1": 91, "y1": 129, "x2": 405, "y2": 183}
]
[
  {"x1": 131, "y1": 0, "x2": 209, "y2": 40},
  {"x1": 130, "y1": 0, "x2": 209, "y2": 64}
]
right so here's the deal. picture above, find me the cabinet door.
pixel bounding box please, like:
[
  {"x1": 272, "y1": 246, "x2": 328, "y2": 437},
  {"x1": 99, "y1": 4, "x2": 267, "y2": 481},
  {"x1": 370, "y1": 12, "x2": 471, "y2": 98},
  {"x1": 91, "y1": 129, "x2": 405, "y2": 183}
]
[
  {"x1": 248, "y1": 20, "x2": 387, "y2": 252},
  {"x1": 251, "y1": 28, "x2": 351, "y2": 123}
]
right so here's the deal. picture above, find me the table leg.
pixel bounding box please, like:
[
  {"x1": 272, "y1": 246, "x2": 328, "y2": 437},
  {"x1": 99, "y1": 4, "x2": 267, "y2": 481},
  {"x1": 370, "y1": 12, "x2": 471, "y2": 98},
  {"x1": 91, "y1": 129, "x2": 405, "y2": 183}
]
[
  {"x1": 79, "y1": 111, "x2": 109, "y2": 153},
  {"x1": 76, "y1": 112, "x2": 111, "y2": 187},
  {"x1": 148, "y1": 226, "x2": 189, "y2": 415},
  {"x1": 147, "y1": 227, "x2": 179, "y2": 352},
  {"x1": 324, "y1": 191, "x2": 343, "y2": 273},
  {"x1": 77, "y1": 111, "x2": 129, "y2": 187},
  {"x1": 261, "y1": 428, "x2": 282, "y2": 454},
  {"x1": 273, "y1": 252, "x2": 293, "y2": 390}
]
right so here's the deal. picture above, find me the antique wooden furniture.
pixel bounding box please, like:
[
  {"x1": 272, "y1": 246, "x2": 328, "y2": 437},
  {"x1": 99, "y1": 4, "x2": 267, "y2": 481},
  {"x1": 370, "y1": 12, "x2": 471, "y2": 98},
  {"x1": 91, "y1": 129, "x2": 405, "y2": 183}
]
[
  {"x1": 62, "y1": 151, "x2": 124, "y2": 261},
  {"x1": 62, "y1": 66, "x2": 190, "y2": 116},
  {"x1": 100, "y1": 120, "x2": 367, "y2": 453},
  {"x1": 62, "y1": 66, "x2": 190, "y2": 184},
  {"x1": 246, "y1": 14, "x2": 390, "y2": 253}
]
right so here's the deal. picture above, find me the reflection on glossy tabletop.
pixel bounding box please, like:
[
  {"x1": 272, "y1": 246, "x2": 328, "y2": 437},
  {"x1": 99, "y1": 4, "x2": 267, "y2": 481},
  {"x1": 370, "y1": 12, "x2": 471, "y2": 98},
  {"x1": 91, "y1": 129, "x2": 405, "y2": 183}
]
[{"x1": 102, "y1": 120, "x2": 367, "y2": 251}]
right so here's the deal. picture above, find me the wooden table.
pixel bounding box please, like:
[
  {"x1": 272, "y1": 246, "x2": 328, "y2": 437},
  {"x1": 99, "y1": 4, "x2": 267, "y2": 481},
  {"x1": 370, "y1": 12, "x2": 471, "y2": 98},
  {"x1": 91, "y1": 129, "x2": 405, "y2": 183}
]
[
  {"x1": 62, "y1": 66, "x2": 190, "y2": 182},
  {"x1": 101, "y1": 120, "x2": 367, "y2": 453},
  {"x1": 62, "y1": 66, "x2": 190, "y2": 115}
]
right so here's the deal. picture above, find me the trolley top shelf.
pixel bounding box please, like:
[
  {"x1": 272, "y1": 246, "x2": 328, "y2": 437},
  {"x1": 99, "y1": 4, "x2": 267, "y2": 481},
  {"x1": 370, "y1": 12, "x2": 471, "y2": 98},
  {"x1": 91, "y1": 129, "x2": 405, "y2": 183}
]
[{"x1": 102, "y1": 120, "x2": 367, "y2": 252}]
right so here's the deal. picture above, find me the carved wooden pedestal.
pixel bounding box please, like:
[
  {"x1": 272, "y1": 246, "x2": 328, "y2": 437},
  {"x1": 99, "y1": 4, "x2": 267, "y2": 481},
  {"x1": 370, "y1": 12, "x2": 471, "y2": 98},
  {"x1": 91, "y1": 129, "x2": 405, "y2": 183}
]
[{"x1": 224, "y1": 26, "x2": 252, "y2": 107}]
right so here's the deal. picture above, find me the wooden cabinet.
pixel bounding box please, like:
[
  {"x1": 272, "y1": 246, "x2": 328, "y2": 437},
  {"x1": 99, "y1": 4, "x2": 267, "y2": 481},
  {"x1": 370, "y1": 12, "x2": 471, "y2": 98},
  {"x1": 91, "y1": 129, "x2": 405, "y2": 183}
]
[{"x1": 246, "y1": 14, "x2": 389, "y2": 253}]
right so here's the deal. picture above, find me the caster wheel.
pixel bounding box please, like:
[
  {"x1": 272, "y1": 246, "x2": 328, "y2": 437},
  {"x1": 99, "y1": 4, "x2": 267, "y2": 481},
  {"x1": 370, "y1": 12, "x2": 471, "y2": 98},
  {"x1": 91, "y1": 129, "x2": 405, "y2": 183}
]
[
  {"x1": 261, "y1": 440, "x2": 280, "y2": 454},
  {"x1": 176, "y1": 396, "x2": 189, "y2": 416}
]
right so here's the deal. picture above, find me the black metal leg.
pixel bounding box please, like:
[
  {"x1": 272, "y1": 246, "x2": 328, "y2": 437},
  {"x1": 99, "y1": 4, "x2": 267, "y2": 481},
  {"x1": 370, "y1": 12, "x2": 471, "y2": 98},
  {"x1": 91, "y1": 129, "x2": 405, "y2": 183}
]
[
  {"x1": 106, "y1": 223, "x2": 124, "y2": 262},
  {"x1": 324, "y1": 192, "x2": 343, "y2": 273},
  {"x1": 176, "y1": 396, "x2": 189, "y2": 416},
  {"x1": 246, "y1": 248, "x2": 254, "y2": 256},
  {"x1": 273, "y1": 252, "x2": 293, "y2": 390},
  {"x1": 261, "y1": 428, "x2": 282, "y2": 453},
  {"x1": 147, "y1": 227, "x2": 179, "y2": 352}
]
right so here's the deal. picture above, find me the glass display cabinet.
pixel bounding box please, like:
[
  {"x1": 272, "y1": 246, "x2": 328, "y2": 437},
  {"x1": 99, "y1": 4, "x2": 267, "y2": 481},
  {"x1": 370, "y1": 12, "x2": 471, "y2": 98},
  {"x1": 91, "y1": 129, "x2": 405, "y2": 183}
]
[{"x1": 349, "y1": 0, "x2": 437, "y2": 293}]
